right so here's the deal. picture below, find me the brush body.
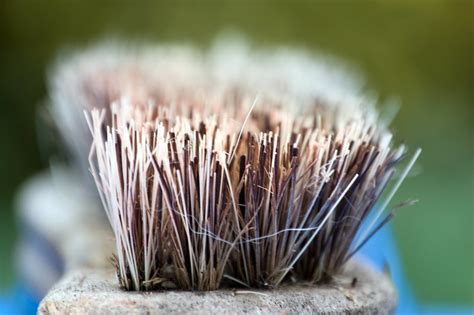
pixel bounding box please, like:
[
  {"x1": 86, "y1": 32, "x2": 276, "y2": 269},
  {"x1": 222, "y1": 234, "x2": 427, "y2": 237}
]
[{"x1": 51, "y1": 40, "x2": 417, "y2": 291}]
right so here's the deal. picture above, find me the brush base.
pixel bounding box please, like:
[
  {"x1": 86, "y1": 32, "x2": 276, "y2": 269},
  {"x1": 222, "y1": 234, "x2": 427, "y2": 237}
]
[{"x1": 38, "y1": 260, "x2": 397, "y2": 315}]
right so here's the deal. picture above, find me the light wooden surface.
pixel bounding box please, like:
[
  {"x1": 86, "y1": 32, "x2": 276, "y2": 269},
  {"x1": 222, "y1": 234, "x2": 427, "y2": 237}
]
[{"x1": 38, "y1": 260, "x2": 397, "y2": 315}]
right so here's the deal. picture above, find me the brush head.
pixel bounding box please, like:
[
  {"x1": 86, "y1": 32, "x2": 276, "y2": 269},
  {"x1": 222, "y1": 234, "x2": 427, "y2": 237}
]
[{"x1": 51, "y1": 39, "x2": 416, "y2": 291}]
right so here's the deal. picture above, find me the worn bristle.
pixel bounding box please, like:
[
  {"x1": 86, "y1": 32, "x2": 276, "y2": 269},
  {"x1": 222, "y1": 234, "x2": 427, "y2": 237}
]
[{"x1": 53, "y1": 40, "x2": 419, "y2": 291}]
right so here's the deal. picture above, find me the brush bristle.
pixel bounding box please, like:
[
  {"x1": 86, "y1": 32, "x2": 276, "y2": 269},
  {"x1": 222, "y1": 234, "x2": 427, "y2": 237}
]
[{"x1": 52, "y1": 40, "x2": 418, "y2": 291}]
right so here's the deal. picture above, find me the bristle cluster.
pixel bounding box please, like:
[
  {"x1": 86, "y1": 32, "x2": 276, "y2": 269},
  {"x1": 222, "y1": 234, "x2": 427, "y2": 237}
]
[{"x1": 53, "y1": 40, "x2": 419, "y2": 291}]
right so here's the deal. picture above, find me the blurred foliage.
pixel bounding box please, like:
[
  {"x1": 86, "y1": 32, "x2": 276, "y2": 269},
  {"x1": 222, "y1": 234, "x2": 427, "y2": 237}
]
[{"x1": 0, "y1": 0, "x2": 472, "y2": 304}]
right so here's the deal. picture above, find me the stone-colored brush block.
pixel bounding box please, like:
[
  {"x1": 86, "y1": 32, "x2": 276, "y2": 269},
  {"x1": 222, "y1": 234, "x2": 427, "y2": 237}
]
[{"x1": 38, "y1": 260, "x2": 397, "y2": 315}]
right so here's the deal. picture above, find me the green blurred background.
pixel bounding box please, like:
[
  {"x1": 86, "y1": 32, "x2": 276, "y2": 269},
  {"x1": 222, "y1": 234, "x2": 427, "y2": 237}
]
[{"x1": 0, "y1": 0, "x2": 472, "y2": 305}]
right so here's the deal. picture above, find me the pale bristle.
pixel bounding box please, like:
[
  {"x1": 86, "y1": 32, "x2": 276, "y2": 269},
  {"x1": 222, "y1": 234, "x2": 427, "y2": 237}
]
[{"x1": 54, "y1": 40, "x2": 419, "y2": 291}]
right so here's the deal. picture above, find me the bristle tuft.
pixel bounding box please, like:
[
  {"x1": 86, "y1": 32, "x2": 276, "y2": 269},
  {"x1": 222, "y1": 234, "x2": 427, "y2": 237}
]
[{"x1": 52, "y1": 41, "x2": 418, "y2": 291}]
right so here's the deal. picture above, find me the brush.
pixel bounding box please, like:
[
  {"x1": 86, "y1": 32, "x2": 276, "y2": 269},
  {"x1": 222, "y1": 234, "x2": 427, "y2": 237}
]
[{"x1": 52, "y1": 40, "x2": 420, "y2": 292}]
